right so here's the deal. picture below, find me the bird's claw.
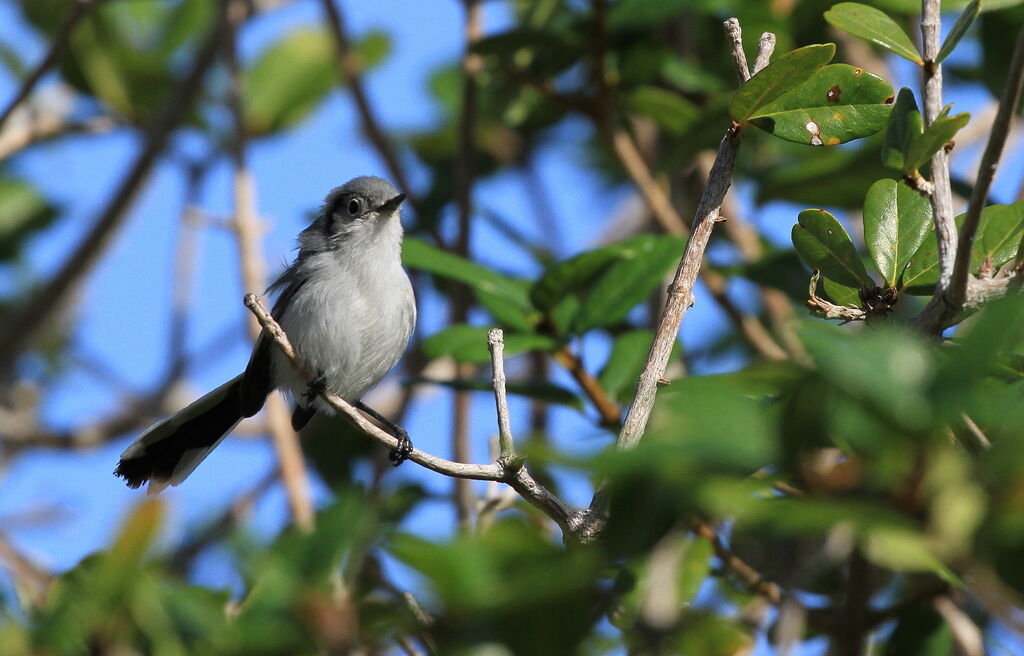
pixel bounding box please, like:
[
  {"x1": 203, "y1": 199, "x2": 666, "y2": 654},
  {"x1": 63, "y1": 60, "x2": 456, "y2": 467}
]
[{"x1": 388, "y1": 427, "x2": 413, "y2": 466}]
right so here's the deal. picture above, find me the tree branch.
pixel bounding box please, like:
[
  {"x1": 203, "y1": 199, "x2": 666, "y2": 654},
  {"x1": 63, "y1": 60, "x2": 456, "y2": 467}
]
[
  {"x1": 225, "y1": 0, "x2": 314, "y2": 532},
  {"x1": 917, "y1": 0, "x2": 958, "y2": 319},
  {"x1": 0, "y1": 2, "x2": 228, "y2": 373},
  {"x1": 486, "y1": 329, "x2": 516, "y2": 464},
  {"x1": 319, "y1": 0, "x2": 412, "y2": 199},
  {"x1": 243, "y1": 294, "x2": 583, "y2": 537},
  {"x1": 0, "y1": 0, "x2": 102, "y2": 133},
  {"x1": 948, "y1": 21, "x2": 1024, "y2": 310}
]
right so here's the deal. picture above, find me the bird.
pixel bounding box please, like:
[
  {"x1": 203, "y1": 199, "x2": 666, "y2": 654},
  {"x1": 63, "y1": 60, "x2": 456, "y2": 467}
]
[{"x1": 115, "y1": 176, "x2": 416, "y2": 493}]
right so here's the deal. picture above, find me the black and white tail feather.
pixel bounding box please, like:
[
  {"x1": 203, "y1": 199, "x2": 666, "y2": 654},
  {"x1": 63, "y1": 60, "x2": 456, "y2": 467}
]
[{"x1": 114, "y1": 176, "x2": 416, "y2": 493}]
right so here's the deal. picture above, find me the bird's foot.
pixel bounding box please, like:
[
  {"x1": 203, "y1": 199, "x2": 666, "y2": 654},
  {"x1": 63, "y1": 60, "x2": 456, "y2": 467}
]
[{"x1": 388, "y1": 427, "x2": 413, "y2": 466}]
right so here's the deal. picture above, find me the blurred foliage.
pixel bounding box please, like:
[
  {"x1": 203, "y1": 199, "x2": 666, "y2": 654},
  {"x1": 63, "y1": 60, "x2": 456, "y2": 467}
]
[{"x1": 3, "y1": 0, "x2": 1024, "y2": 653}]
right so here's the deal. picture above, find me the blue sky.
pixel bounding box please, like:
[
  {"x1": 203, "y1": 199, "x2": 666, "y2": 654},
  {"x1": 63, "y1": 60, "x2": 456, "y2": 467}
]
[{"x1": 1, "y1": 0, "x2": 1021, "y2": 651}]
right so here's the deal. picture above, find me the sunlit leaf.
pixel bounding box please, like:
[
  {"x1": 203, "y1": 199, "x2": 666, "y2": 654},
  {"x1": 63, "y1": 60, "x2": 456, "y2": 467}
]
[
  {"x1": 824, "y1": 2, "x2": 923, "y2": 64},
  {"x1": 977, "y1": 200, "x2": 1024, "y2": 269},
  {"x1": 748, "y1": 64, "x2": 894, "y2": 145},
  {"x1": 729, "y1": 44, "x2": 836, "y2": 123},
  {"x1": 938, "y1": 0, "x2": 981, "y2": 63},
  {"x1": 823, "y1": 277, "x2": 862, "y2": 306},
  {"x1": 422, "y1": 324, "x2": 557, "y2": 364},
  {"x1": 863, "y1": 179, "x2": 933, "y2": 286},
  {"x1": 904, "y1": 112, "x2": 970, "y2": 173}
]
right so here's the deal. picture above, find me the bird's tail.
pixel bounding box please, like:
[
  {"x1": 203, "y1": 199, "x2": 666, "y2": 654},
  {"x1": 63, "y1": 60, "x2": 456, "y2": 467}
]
[{"x1": 115, "y1": 374, "x2": 245, "y2": 493}]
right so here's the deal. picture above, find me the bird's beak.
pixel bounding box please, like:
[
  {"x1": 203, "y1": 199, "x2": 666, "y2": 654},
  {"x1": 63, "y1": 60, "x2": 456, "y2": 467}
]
[{"x1": 377, "y1": 193, "x2": 407, "y2": 215}]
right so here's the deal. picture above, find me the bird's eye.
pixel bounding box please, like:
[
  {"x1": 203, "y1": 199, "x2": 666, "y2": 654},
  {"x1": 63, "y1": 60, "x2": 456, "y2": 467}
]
[{"x1": 347, "y1": 197, "x2": 363, "y2": 215}]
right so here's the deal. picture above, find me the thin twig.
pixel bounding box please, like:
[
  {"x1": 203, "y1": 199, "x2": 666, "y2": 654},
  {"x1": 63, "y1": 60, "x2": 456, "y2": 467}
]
[
  {"x1": 0, "y1": 114, "x2": 116, "y2": 162},
  {"x1": 934, "y1": 596, "x2": 985, "y2": 656},
  {"x1": 243, "y1": 294, "x2": 583, "y2": 537},
  {"x1": 806, "y1": 271, "x2": 868, "y2": 322},
  {"x1": 919, "y1": 0, "x2": 958, "y2": 303},
  {"x1": 0, "y1": 0, "x2": 102, "y2": 132},
  {"x1": 724, "y1": 18, "x2": 750, "y2": 83},
  {"x1": 948, "y1": 21, "x2": 1024, "y2": 310},
  {"x1": 0, "y1": 3, "x2": 228, "y2": 373},
  {"x1": 225, "y1": 0, "x2": 314, "y2": 532},
  {"x1": 486, "y1": 329, "x2": 516, "y2": 463},
  {"x1": 752, "y1": 32, "x2": 776, "y2": 75},
  {"x1": 692, "y1": 520, "x2": 783, "y2": 605},
  {"x1": 554, "y1": 346, "x2": 620, "y2": 425},
  {"x1": 449, "y1": 0, "x2": 483, "y2": 532}
]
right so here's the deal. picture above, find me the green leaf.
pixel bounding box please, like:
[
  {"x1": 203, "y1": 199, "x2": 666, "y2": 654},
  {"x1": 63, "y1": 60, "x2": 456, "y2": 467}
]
[
  {"x1": 792, "y1": 209, "x2": 874, "y2": 288},
  {"x1": 884, "y1": 607, "x2": 952, "y2": 656},
  {"x1": 422, "y1": 324, "x2": 558, "y2": 364},
  {"x1": 977, "y1": 200, "x2": 1024, "y2": 269},
  {"x1": 900, "y1": 213, "x2": 965, "y2": 295},
  {"x1": 242, "y1": 27, "x2": 339, "y2": 135},
  {"x1": 863, "y1": 179, "x2": 933, "y2": 286},
  {"x1": 823, "y1": 277, "x2": 862, "y2": 307},
  {"x1": 598, "y1": 330, "x2": 653, "y2": 402},
  {"x1": 824, "y1": 2, "x2": 923, "y2": 64},
  {"x1": 411, "y1": 376, "x2": 583, "y2": 409},
  {"x1": 573, "y1": 236, "x2": 685, "y2": 334},
  {"x1": 624, "y1": 85, "x2": 698, "y2": 135},
  {"x1": 403, "y1": 237, "x2": 535, "y2": 326},
  {"x1": 938, "y1": 0, "x2": 981, "y2": 63},
  {"x1": 748, "y1": 64, "x2": 894, "y2": 145},
  {"x1": 729, "y1": 44, "x2": 836, "y2": 123},
  {"x1": 530, "y1": 248, "x2": 623, "y2": 311},
  {"x1": 904, "y1": 112, "x2": 970, "y2": 173},
  {"x1": 882, "y1": 88, "x2": 924, "y2": 170},
  {"x1": 0, "y1": 178, "x2": 58, "y2": 261}
]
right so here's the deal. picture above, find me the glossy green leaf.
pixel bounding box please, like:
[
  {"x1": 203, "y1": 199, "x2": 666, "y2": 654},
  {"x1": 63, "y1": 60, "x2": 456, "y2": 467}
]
[
  {"x1": 792, "y1": 209, "x2": 873, "y2": 288},
  {"x1": 977, "y1": 200, "x2": 1024, "y2": 269},
  {"x1": 904, "y1": 112, "x2": 970, "y2": 173},
  {"x1": 573, "y1": 236, "x2": 685, "y2": 334},
  {"x1": 823, "y1": 277, "x2": 862, "y2": 307},
  {"x1": 729, "y1": 44, "x2": 836, "y2": 123},
  {"x1": 900, "y1": 213, "x2": 965, "y2": 294},
  {"x1": 882, "y1": 88, "x2": 924, "y2": 170},
  {"x1": 824, "y1": 2, "x2": 923, "y2": 64},
  {"x1": 0, "y1": 178, "x2": 58, "y2": 261},
  {"x1": 422, "y1": 324, "x2": 557, "y2": 364},
  {"x1": 411, "y1": 376, "x2": 583, "y2": 409},
  {"x1": 938, "y1": 0, "x2": 981, "y2": 63},
  {"x1": 748, "y1": 64, "x2": 894, "y2": 145},
  {"x1": 863, "y1": 179, "x2": 933, "y2": 286},
  {"x1": 242, "y1": 27, "x2": 339, "y2": 135},
  {"x1": 403, "y1": 237, "x2": 535, "y2": 322},
  {"x1": 530, "y1": 245, "x2": 628, "y2": 311}
]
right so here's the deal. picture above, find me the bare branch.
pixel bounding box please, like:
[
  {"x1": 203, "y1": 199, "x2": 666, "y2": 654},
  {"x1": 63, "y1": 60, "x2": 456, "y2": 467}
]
[
  {"x1": 753, "y1": 32, "x2": 776, "y2": 75},
  {"x1": 0, "y1": 114, "x2": 116, "y2": 162},
  {"x1": 949, "y1": 22, "x2": 1024, "y2": 309},
  {"x1": 934, "y1": 596, "x2": 985, "y2": 656},
  {"x1": 486, "y1": 329, "x2": 516, "y2": 464},
  {"x1": 0, "y1": 3, "x2": 229, "y2": 372},
  {"x1": 553, "y1": 346, "x2": 621, "y2": 425},
  {"x1": 919, "y1": 0, "x2": 958, "y2": 305},
  {"x1": 225, "y1": 0, "x2": 314, "y2": 532},
  {"x1": 692, "y1": 520, "x2": 783, "y2": 605},
  {"x1": 0, "y1": 0, "x2": 102, "y2": 133},
  {"x1": 724, "y1": 18, "x2": 750, "y2": 83},
  {"x1": 806, "y1": 271, "x2": 868, "y2": 322}
]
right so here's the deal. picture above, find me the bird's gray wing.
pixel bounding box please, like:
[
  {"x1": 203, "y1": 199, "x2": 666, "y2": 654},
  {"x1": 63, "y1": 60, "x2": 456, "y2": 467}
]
[{"x1": 238, "y1": 268, "x2": 308, "y2": 417}]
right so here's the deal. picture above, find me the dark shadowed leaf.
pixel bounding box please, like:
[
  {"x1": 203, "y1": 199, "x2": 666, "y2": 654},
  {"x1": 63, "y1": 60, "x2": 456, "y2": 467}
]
[
  {"x1": 904, "y1": 112, "x2": 970, "y2": 173},
  {"x1": 598, "y1": 330, "x2": 654, "y2": 403},
  {"x1": 422, "y1": 324, "x2": 557, "y2": 364},
  {"x1": 884, "y1": 606, "x2": 952, "y2": 655},
  {"x1": 824, "y1": 2, "x2": 923, "y2": 64},
  {"x1": 938, "y1": 0, "x2": 981, "y2": 63},
  {"x1": 573, "y1": 236, "x2": 684, "y2": 333},
  {"x1": 242, "y1": 27, "x2": 339, "y2": 135},
  {"x1": 410, "y1": 375, "x2": 583, "y2": 409},
  {"x1": 823, "y1": 277, "x2": 861, "y2": 306},
  {"x1": 863, "y1": 179, "x2": 933, "y2": 286},
  {"x1": 748, "y1": 64, "x2": 894, "y2": 145},
  {"x1": 977, "y1": 200, "x2": 1024, "y2": 269},
  {"x1": 882, "y1": 87, "x2": 924, "y2": 170},
  {"x1": 624, "y1": 85, "x2": 699, "y2": 135},
  {"x1": 792, "y1": 209, "x2": 873, "y2": 288},
  {"x1": 729, "y1": 44, "x2": 836, "y2": 123},
  {"x1": 403, "y1": 237, "x2": 535, "y2": 326},
  {"x1": 0, "y1": 178, "x2": 58, "y2": 261}
]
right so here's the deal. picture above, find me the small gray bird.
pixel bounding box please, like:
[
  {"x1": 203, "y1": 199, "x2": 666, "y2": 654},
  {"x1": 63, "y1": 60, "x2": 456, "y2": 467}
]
[{"x1": 115, "y1": 176, "x2": 416, "y2": 492}]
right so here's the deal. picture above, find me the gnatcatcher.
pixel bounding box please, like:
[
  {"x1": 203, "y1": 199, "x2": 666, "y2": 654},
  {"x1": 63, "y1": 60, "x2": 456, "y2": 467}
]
[{"x1": 115, "y1": 176, "x2": 416, "y2": 492}]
